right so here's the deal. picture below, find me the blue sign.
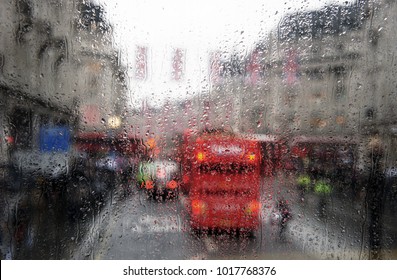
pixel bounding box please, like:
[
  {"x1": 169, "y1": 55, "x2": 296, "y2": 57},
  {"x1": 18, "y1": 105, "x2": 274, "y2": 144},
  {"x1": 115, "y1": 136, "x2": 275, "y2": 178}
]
[{"x1": 39, "y1": 126, "x2": 71, "y2": 152}]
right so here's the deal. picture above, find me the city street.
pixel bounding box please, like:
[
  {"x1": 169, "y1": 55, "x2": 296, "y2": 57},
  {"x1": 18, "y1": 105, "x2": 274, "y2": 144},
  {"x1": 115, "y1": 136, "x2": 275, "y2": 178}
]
[
  {"x1": 2, "y1": 0, "x2": 397, "y2": 269},
  {"x1": 1, "y1": 172, "x2": 397, "y2": 260},
  {"x1": 72, "y1": 175, "x2": 397, "y2": 260},
  {"x1": 72, "y1": 177, "x2": 310, "y2": 260}
]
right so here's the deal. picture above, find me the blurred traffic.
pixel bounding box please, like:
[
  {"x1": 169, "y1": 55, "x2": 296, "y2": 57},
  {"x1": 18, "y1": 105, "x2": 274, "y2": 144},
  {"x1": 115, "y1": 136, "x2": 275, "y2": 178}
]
[{"x1": 1, "y1": 0, "x2": 397, "y2": 260}]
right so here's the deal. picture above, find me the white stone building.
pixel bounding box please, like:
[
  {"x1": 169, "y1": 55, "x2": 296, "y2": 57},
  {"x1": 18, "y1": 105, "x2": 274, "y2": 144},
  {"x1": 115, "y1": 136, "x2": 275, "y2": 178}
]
[{"x1": 0, "y1": 0, "x2": 127, "y2": 182}]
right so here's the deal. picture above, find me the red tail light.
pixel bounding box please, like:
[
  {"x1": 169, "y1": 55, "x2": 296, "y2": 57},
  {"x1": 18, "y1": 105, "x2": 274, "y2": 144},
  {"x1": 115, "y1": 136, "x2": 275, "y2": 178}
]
[
  {"x1": 245, "y1": 200, "x2": 261, "y2": 215},
  {"x1": 191, "y1": 199, "x2": 207, "y2": 216},
  {"x1": 246, "y1": 152, "x2": 256, "y2": 161},
  {"x1": 196, "y1": 151, "x2": 206, "y2": 161},
  {"x1": 144, "y1": 180, "x2": 154, "y2": 190},
  {"x1": 166, "y1": 180, "x2": 178, "y2": 189}
]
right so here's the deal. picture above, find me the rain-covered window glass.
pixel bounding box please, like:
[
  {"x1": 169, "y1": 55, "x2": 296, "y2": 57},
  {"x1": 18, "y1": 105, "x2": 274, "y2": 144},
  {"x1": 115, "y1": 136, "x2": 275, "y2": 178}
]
[{"x1": 1, "y1": 0, "x2": 397, "y2": 262}]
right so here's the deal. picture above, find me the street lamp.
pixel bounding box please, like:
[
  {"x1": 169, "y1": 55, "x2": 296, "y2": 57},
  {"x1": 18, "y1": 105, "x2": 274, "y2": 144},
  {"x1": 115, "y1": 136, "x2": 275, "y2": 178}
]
[{"x1": 107, "y1": 115, "x2": 121, "y2": 129}]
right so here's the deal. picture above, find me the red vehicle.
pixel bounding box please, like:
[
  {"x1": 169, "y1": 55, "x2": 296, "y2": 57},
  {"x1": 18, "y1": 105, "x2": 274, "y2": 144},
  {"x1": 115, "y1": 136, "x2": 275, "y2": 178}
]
[
  {"x1": 182, "y1": 130, "x2": 262, "y2": 233},
  {"x1": 289, "y1": 135, "x2": 358, "y2": 179},
  {"x1": 242, "y1": 134, "x2": 289, "y2": 176}
]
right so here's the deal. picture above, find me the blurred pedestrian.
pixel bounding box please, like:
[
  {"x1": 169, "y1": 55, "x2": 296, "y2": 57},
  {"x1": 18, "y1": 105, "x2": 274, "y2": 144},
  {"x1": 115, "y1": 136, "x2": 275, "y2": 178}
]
[
  {"x1": 277, "y1": 198, "x2": 292, "y2": 240},
  {"x1": 297, "y1": 174, "x2": 311, "y2": 200},
  {"x1": 314, "y1": 180, "x2": 332, "y2": 218}
]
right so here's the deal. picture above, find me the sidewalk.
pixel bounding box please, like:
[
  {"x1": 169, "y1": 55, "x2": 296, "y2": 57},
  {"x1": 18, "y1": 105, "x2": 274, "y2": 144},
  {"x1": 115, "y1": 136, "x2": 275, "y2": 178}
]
[
  {"x1": 0, "y1": 188, "x2": 27, "y2": 259},
  {"x1": 287, "y1": 188, "x2": 397, "y2": 259},
  {"x1": 264, "y1": 172, "x2": 397, "y2": 259},
  {"x1": 0, "y1": 183, "x2": 54, "y2": 259}
]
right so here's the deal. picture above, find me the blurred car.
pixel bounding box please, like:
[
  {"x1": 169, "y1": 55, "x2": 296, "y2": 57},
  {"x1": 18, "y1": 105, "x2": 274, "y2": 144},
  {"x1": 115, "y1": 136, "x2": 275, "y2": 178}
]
[
  {"x1": 136, "y1": 159, "x2": 180, "y2": 200},
  {"x1": 95, "y1": 151, "x2": 134, "y2": 176},
  {"x1": 9, "y1": 125, "x2": 77, "y2": 189},
  {"x1": 71, "y1": 132, "x2": 140, "y2": 206}
]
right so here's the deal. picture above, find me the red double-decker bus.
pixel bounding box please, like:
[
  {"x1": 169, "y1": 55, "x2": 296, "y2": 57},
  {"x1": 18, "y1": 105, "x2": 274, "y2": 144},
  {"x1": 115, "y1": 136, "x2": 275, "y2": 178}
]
[{"x1": 181, "y1": 130, "x2": 262, "y2": 233}]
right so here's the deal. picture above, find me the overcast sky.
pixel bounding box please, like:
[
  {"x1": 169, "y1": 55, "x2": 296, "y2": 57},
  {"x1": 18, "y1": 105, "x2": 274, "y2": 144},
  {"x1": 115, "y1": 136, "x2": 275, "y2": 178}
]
[
  {"x1": 98, "y1": 0, "x2": 355, "y2": 107},
  {"x1": 102, "y1": 0, "x2": 354, "y2": 49}
]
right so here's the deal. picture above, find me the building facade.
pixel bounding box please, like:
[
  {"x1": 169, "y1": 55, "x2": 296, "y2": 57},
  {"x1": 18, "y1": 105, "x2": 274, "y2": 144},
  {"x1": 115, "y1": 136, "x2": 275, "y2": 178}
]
[
  {"x1": 194, "y1": 0, "x2": 396, "y2": 171},
  {"x1": 0, "y1": 0, "x2": 127, "y2": 182}
]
